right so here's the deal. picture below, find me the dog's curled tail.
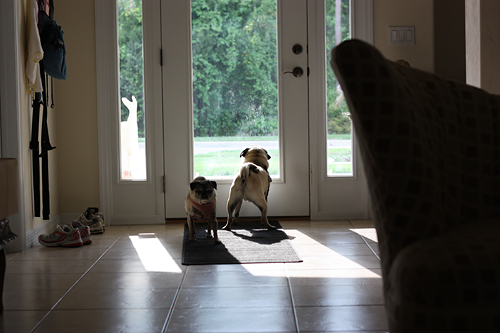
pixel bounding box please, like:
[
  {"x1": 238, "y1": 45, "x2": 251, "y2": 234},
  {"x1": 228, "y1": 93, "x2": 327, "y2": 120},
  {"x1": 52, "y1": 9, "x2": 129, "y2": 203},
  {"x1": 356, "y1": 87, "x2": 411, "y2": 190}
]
[{"x1": 239, "y1": 164, "x2": 260, "y2": 186}]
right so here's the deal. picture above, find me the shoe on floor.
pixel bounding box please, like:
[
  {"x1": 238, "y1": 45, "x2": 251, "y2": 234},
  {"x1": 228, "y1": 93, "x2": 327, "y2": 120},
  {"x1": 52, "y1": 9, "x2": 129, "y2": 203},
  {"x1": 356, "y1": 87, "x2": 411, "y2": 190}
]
[
  {"x1": 77, "y1": 213, "x2": 104, "y2": 235},
  {"x1": 83, "y1": 207, "x2": 106, "y2": 232},
  {"x1": 71, "y1": 221, "x2": 92, "y2": 245},
  {"x1": 38, "y1": 224, "x2": 83, "y2": 247}
]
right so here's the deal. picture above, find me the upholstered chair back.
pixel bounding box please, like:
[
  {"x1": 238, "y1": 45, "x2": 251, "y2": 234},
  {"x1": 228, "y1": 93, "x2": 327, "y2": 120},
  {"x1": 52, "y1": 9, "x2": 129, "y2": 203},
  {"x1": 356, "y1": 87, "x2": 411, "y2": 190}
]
[{"x1": 331, "y1": 39, "x2": 500, "y2": 288}]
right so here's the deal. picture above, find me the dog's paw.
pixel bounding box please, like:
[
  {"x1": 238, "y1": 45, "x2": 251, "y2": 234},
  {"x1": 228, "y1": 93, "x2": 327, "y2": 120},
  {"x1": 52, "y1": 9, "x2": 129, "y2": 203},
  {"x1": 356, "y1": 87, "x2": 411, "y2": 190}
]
[
  {"x1": 214, "y1": 238, "x2": 222, "y2": 244},
  {"x1": 206, "y1": 233, "x2": 213, "y2": 238},
  {"x1": 268, "y1": 224, "x2": 277, "y2": 230},
  {"x1": 221, "y1": 224, "x2": 231, "y2": 231},
  {"x1": 189, "y1": 236, "x2": 196, "y2": 242}
]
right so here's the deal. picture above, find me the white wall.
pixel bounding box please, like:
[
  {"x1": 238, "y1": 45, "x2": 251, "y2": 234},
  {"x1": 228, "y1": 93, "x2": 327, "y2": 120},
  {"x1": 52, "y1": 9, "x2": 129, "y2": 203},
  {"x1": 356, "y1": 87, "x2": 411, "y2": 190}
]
[
  {"x1": 54, "y1": 0, "x2": 100, "y2": 213},
  {"x1": 466, "y1": 0, "x2": 500, "y2": 94},
  {"x1": 373, "y1": 0, "x2": 434, "y2": 72}
]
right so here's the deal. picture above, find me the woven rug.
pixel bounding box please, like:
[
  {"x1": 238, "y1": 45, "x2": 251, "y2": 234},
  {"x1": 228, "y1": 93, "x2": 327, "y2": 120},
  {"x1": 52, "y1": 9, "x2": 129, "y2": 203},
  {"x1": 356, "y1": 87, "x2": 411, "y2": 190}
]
[{"x1": 182, "y1": 220, "x2": 302, "y2": 265}]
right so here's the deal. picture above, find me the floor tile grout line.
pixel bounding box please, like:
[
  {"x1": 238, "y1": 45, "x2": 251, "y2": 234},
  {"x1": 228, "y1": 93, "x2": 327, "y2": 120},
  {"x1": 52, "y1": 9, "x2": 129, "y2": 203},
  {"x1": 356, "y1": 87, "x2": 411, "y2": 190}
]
[
  {"x1": 349, "y1": 219, "x2": 381, "y2": 261},
  {"x1": 29, "y1": 231, "x2": 128, "y2": 333},
  {"x1": 5, "y1": 251, "x2": 20, "y2": 262},
  {"x1": 15, "y1": 222, "x2": 385, "y2": 331},
  {"x1": 361, "y1": 236, "x2": 380, "y2": 261},
  {"x1": 161, "y1": 264, "x2": 188, "y2": 333},
  {"x1": 285, "y1": 263, "x2": 300, "y2": 333},
  {"x1": 294, "y1": 303, "x2": 386, "y2": 308}
]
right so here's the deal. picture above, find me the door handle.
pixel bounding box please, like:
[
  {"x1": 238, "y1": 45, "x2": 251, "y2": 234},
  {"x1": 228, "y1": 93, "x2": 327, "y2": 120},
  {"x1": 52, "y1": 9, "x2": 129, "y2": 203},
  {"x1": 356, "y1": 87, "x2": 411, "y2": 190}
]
[{"x1": 284, "y1": 67, "x2": 304, "y2": 78}]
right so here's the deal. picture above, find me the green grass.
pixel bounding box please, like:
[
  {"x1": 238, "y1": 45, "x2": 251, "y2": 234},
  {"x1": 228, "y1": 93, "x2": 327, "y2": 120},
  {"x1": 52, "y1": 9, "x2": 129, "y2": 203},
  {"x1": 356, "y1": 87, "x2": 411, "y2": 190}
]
[
  {"x1": 327, "y1": 163, "x2": 352, "y2": 174},
  {"x1": 327, "y1": 147, "x2": 352, "y2": 174},
  {"x1": 194, "y1": 134, "x2": 351, "y2": 142},
  {"x1": 327, "y1": 148, "x2": 351, "y2": 162},
  {"x1": 194, "y1": 136, "x2": 278, "y2": 142},
  {"x1": 194, "y1": 149, "x2": 279, "y2": 177},
  {"x1": 194, "y1": 148, "x2": 352, "y2": 177},
  {"x1": 326, "y1": 133, "x2": 351, "y2": 140},
  {"x1": 141, "y1": 135, "x2": 350, "y2": 144}
]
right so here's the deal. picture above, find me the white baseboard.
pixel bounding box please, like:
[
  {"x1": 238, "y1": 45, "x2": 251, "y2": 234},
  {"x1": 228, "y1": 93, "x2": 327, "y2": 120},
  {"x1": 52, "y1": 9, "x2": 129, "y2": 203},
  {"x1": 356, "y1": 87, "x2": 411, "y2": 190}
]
[
  {"x1": 25, "y1": 215, "x2": 61, "y2": 249},
  {"x1": 23, "y1": 212, "x2": 93, "y2": 251}
]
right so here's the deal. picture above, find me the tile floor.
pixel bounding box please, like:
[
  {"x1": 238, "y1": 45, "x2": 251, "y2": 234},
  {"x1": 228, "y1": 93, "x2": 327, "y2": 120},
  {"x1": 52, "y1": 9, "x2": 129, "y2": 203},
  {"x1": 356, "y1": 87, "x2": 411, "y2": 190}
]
[{"x1": 1, "y1": 220, "x2": 387, "y2": 333}]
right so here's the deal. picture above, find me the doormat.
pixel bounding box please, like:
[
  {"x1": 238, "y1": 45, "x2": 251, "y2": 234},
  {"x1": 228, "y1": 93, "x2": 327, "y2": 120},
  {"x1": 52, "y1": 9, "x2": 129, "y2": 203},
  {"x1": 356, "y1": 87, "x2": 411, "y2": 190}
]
[{"x1": 182, "y1": 220, "x2": 302, "y2": 265}]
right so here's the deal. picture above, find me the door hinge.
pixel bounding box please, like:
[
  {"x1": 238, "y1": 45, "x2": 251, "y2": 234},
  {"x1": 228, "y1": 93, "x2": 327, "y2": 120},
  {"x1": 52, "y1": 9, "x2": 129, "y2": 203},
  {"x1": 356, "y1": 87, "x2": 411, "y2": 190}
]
[
  {"x1": 160, "y1": 48, "x2": 163, "y2": 66},
  {"x1": 163, "y1": 175, "x2": 166, "y2": 193}
]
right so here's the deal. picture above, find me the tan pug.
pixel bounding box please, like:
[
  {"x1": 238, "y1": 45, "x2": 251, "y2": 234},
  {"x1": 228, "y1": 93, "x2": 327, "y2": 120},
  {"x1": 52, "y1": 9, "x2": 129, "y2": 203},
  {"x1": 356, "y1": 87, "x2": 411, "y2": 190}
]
[
  {"x1": 223, "y1": 145, "x2": 276, "y2": 231},
  {"x1": 184, "y1": 176, "x2": 221, "y2": 244}
]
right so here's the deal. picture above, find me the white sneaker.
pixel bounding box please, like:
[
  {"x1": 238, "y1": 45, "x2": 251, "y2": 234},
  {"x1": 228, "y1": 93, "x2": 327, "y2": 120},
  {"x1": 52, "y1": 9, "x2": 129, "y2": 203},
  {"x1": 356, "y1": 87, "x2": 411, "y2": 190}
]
[
  {"x1": 71, "y1": 221, "x2": 92, "y2": 245},
  {"x1": 38, "y1": 224, "x2": 83, "y2": 247},
  {"x1": 83, "y1": 207, "x2": 105, "y2": 232},
  {"x1": 77, "y1": 214, "x2": 104, "y2": 235}
]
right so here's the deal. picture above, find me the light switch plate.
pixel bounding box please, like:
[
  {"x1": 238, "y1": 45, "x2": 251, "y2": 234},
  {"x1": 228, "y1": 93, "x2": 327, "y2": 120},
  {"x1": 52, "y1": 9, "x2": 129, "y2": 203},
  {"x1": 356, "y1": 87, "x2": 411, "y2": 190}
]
[{"x1": 388, "y1": 26, "x2": 415, "y2": 45}]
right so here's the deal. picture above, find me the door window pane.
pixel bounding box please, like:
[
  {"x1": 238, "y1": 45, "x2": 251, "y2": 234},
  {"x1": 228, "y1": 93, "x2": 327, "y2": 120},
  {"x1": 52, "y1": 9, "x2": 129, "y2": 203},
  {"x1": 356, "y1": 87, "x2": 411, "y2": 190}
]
[
  {"x1": 326, "y1": 0, "x2": 352, "y2": 176},
  {"x1": 191, "y1": 0, "x2": 279, "y2": 179},
  {"x1": 118, "y1": 0, "x2": 147, "y2": 180}
]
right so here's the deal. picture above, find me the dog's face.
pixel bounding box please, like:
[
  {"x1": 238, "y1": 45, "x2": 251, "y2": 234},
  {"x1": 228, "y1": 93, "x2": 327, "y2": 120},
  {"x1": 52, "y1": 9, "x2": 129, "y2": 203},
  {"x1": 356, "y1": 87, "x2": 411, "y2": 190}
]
[
  {"x1": 189, "y1": 177, "x2": 217, "y2": 205},
  {"x1": 185, "y1": 176, "x2": 220, "y2": 243},
  {"x1": 240, "y1": 145, "x2": 271, "y2": 170}
]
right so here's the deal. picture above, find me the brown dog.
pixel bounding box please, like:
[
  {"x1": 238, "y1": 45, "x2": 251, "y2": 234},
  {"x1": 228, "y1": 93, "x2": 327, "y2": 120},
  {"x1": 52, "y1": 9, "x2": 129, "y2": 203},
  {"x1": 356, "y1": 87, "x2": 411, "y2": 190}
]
[
  {"x1": 184, "y1": 176, "x2": 221, "y2": 244},
  {"x1": 223, "y1": 146, "x2": 276, "y2": 230}
]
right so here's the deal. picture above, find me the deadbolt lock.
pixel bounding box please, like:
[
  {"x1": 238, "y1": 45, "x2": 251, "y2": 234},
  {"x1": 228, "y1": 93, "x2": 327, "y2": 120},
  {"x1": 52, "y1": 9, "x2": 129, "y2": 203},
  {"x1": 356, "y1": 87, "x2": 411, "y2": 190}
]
[{"x1": 292, "y1": 44, "x2": 303, "y2": 55}]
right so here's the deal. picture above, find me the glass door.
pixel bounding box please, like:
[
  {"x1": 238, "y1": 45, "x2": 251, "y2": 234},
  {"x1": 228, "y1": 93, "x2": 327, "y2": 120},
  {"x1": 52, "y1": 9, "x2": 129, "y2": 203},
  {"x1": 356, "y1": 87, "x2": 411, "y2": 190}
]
[
  {"x1": 95, "y1": 0, "x2": 372, "y2": 224},
  {"x1": 191, "y1": 0, "x2": 280, "y2": 180},
  {"x1": 309, "y1": 0, "x2": 372, "y2": 220},
  {"x1": 161, "y1": 0, "x2": 310, "y2": 219},
  {"x1": 95, "y1": 0, "x2": 165, "y2": 224}
]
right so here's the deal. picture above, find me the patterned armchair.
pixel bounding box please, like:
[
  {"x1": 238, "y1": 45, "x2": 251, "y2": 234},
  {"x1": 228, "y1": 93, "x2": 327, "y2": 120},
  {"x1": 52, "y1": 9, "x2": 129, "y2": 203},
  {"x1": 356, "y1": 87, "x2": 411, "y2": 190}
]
[{"x1": 331, "y1": 39, "x2": 500, "y2": 332}]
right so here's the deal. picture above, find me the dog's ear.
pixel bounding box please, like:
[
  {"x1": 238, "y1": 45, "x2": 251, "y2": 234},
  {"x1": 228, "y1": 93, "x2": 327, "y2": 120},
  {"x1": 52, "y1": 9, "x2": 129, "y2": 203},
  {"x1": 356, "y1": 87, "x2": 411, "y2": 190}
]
[
  {"x1": 210, "y1": 181, "x2": 217, "y2": 190},
  {"x1": 189, "y1": 181, "x2": 199, "y2": 191},
  {"x1": 240, "y1": 148, "x2": 250, "y2": 157},
  {"x1": 262, "y1": 148, "x2": 271, "y2": 160}
]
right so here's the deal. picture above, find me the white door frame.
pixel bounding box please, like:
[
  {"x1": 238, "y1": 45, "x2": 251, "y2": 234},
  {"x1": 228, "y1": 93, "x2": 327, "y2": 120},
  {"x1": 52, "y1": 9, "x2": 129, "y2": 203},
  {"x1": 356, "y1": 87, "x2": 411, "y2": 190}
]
[
  {"x1": 308, "y1": 0, "x2": 373, "y2": 220},
  {"x1": 95, "y1": 0, "x2": 165, "y2": 224},
  {"x1": 161, "y1": 0, "x2": 310, "y2": 219}
]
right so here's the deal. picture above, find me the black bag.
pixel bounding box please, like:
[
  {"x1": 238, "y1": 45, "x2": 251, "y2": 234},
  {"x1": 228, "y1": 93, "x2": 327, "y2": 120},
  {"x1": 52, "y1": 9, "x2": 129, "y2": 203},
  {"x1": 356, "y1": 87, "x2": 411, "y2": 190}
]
[{"x1": 39, "y1": 9, "x2": 67, "y2": 80}]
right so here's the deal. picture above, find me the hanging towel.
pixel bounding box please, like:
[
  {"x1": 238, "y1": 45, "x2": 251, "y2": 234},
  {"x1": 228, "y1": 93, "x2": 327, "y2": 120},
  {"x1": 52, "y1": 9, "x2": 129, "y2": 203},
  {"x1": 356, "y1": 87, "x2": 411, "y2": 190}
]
[{"x1": 26, "y1": 0, "x2": 44, "y2": 96}]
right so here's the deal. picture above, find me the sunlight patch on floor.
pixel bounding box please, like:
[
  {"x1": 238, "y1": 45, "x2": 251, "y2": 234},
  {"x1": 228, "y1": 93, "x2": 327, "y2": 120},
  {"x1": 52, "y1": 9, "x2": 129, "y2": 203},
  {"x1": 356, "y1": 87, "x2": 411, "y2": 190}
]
[
  {"x1": 129, "y1": 233, "x2": 182, "y2": 273},
  {"x1": 244, "y1": 229, "x2": 381, "y2": 278},
  {"x1": 350, "y1": 228, "x2": 378, "y2": 243}
]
